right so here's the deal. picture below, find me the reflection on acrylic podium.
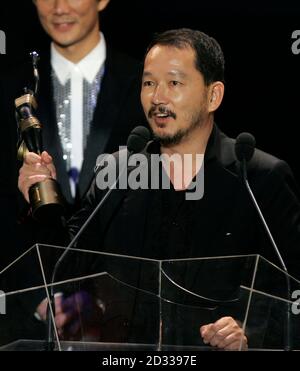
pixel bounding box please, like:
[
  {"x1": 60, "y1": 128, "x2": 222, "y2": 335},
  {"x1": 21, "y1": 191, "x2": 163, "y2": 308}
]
[{"x1": 1, "y1": 244, "x2": 300, "y2": 351}]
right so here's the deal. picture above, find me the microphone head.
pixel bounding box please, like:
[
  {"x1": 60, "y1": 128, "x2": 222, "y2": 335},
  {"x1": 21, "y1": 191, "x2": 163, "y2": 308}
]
[
  {"x1": 127, "y1": 126, "x2": 151, "y2": 153},
  {"x1": 235, "y1": 132, "x2": 256, "y2": 162}
]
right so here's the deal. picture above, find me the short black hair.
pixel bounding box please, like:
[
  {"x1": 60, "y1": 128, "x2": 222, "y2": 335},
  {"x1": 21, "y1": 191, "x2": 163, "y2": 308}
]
[{"x1": 145, "y1": 28, "x2": 225, "y2": 86}]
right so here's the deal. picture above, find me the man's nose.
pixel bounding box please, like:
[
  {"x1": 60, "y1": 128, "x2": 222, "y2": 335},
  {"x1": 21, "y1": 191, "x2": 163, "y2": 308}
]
[
  {"x1": 53, "y1": 0, "x2": 71, "y2": 15},
  {"x1": 151, "y1": 84, "x2": 168, "y2": 105}
]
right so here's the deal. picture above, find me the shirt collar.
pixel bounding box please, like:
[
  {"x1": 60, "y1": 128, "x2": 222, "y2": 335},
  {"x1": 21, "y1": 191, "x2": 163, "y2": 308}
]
[{"x1": 51, "y1": 32, "x2": 106, "y2": 84}]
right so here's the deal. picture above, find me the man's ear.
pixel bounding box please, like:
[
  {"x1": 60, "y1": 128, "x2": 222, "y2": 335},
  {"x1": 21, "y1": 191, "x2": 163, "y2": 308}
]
[
  {"x1": 97, "y1": 0, "x2": 111, "y2": 12},
  {"x1": 208, "y1": 81, "x2": 224, "y2": 113}
]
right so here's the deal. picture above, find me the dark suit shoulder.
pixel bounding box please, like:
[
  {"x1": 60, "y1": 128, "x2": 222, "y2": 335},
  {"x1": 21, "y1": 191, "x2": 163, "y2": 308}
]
[
  {"x1": 249, "y1": 148, "x2": 292, "y2": 180},
  {"x1": 218, "y1": 129, "x2": 292, "y2": 179}
]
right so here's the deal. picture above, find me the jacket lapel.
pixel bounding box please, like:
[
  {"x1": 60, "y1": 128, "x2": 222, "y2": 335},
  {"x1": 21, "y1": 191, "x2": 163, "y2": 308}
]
[{"x1": 78, "y1": 48, "x2": 139, "y2": 198}]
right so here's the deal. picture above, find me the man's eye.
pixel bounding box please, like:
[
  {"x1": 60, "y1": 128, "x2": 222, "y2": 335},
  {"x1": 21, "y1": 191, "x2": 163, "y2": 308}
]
[
  {"x1": 170, "y1": 81, "x2": 181, "y2": 86},
  {"x1": 143, "y1": 81, "x2": 154, "y2": 87}
]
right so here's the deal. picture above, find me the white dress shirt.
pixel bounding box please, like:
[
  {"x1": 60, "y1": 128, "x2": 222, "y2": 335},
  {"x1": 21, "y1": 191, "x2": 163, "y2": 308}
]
[{"x1": 51, "y1": 33, "x2": 106, "y2": 196}]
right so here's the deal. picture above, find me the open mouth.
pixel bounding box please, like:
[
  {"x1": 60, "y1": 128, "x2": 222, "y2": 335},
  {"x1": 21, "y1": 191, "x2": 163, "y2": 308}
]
[
  {"x1": 154, "y1": 112, "x2": 171, "y2": 118},
  {"x1": 149, "y1": 107, "x2": 176, "y2": 121},
  {"x1": 152, "y1": 112, "x2": 174, "y2": 126},
  {"x1": 52, "y1": 21, "x2": 76, "y2": 31}
]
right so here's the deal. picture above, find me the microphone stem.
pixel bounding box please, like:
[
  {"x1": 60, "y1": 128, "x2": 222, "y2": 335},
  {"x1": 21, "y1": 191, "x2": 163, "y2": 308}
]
[
  {"x1": 45, "y1": 295, "x2": 56, "y2": 351},
  {"x1": 44, "y1": 125, "x2": 150, "y2": 350},
  {"x1": 242, "y1": 160, "x2": 287, "y2": 271},
  {"x1": 241, "y1": 159, "x2": 292, "y2": 351},
  {"x1": 46, "y1": 150, "x2": 132, "y2": 350},
  {"x1": 51, "y1": 160, "x2": 125, "y2": 285}
]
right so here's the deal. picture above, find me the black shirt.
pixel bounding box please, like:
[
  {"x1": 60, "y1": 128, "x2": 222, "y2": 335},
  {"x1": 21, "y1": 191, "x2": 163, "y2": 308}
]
[{"x1": 143, "y1": 184, "x2": 195, "y2": 260}]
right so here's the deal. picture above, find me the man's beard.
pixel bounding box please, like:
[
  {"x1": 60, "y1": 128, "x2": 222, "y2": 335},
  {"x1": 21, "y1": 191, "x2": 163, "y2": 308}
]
[{"x1": 153, "y1": 110, "x2": 206, "y2": 147}]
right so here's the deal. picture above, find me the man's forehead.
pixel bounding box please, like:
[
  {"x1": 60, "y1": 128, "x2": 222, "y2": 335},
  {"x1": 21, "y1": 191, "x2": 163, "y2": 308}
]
[
  {"x1": 142, "y1": 69, "x2": 188, "y2": 79},
  {"x1": 144, "y1": 46, "x2": 197, "y2": 76},
  {"x1": 146, "y1": 44, "x2": 194, "y2": 58}
]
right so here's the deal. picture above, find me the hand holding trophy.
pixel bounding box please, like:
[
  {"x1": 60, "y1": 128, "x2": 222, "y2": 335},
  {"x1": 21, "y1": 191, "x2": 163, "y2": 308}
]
[{"x1": 15, "y1": 52, "x2": 64, "y2": 220}]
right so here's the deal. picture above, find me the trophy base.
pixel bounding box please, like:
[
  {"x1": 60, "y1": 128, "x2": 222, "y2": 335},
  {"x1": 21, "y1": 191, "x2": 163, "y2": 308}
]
[{"x1": 29, "y1": 178, "x2": 65, "y2": 221}]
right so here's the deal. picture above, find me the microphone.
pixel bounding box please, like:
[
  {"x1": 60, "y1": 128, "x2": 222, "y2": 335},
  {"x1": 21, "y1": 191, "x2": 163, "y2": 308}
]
[
  {"x1": 93, "y1": 126, "x2": 151, "y2": 175},
  {"x1": 45, "y1": 126, "x2": 151, "y2": 350},
  {"x1": 235, "y1": 132, "x2": 292, "y2": 351},
  {"x1": 126, "y1": 125, "x2": 151, "y2": 153},
  {"x1": 235, "y1": 132, "x2": 256, "y2": 163}
]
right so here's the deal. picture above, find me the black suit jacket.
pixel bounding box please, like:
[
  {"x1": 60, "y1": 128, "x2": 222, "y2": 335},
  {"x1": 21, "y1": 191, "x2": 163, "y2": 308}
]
[
  {"x1": 67, "y1": 124, "x2": 300, "y2": 280},
  {"x1": 55, "y1": 124, "x2": 300, "y2": 345}
]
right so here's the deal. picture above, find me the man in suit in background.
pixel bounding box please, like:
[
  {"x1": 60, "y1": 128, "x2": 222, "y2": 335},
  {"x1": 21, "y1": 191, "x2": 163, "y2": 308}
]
[
  {"x1": 0, "y1": 0, "x2": 146, "y2": 253},
  {"x1": 1, "y1": 0, "x2": 145, "y2": 215},
  {"x1": 30, "y1": 0, "x2": 146, "y2": 207}
]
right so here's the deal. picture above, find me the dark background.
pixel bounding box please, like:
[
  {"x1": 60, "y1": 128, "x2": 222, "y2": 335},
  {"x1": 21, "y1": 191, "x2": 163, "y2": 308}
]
[
  {"x1": 1, "y1": 1, "x2": 300, "y2": 348},
  {"x1": 1, "y1": 0, "x2": 300, "y2": 179}
]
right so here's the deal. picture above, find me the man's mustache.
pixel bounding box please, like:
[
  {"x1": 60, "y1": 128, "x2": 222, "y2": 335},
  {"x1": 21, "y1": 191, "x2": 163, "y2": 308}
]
[{"x1": 148, "y1": 106, "x2": 176, "y2": 119}]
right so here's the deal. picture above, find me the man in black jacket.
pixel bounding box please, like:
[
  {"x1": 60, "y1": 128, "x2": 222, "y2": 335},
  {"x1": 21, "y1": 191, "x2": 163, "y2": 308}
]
[{"x1": 18, "y1": 29, "x2": 300, "y2": 350}]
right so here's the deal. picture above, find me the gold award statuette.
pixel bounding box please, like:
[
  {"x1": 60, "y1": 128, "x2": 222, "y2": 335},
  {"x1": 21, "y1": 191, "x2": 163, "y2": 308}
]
[{"x1": 16, "y1": 52, "x2": 64, "y2": 220}]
